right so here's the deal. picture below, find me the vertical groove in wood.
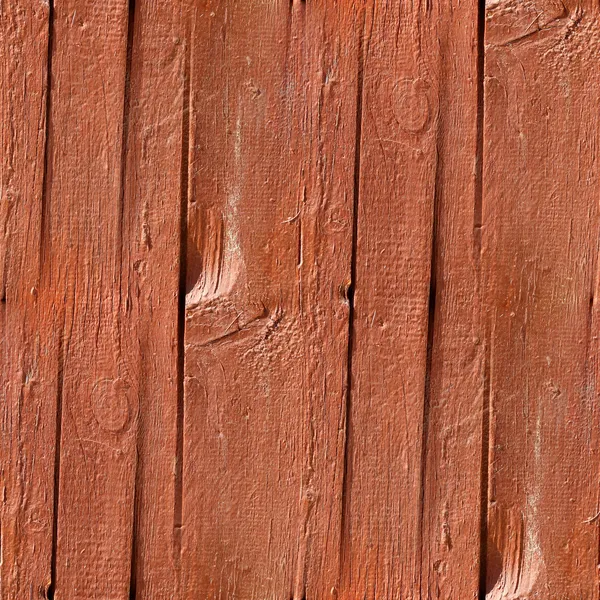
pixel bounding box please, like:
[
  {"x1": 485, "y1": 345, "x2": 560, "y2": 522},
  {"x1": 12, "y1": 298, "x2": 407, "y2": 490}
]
[
  {"x1": 49, "y1": 330, "x2": 64, "y2": 600},
  {"x1": 39, "y1": 0, "x2": 54, "y2": 276},
  {"x1": 174, "y1": 15, "x2": 192, "y2": 561},
  {"x1": 339, "y1": 0, "x2": 366, "y2": 579},
  {"x1": 46, "y1": 3, "x2": 59, "y2": 596},
  {"x1": 476, "y1": 0, "x2": 489, "y2": 597},
  {"x1": 418, "y1": 140, "x2": 439, "y2": 598}
]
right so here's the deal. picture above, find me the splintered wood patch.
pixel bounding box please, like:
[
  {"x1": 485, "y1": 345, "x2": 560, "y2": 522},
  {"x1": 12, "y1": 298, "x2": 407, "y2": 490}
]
[{"x1": 1, "y1": 1, "x2": 599, "y2": 599}]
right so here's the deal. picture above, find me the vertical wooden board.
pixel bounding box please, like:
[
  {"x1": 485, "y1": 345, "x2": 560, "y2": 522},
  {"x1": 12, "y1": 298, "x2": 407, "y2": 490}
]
[
  {"x1": 46, "y1": 1, "x2": 134, "y2": 597},
  {"x1": 419, "y1": 1, "x2": 483, "y2": 599},
  {"x1": 340, "y1": 1, "x2": 482, "y2": 598},
  {"x1": 0, "y1": 3, "x2": 54, "y2": 598},
  {"x1": 483, "y1": 1, "x2": 600, "y2": 597},
  {"x1": 340, "y1": 1, "x2": 435, "y2": 597},
  {"x1": 123, "y1": 2, "x2": 185, "y2": 599},
  {"x1": 182, "y1": 2, "x2": 359, "y2": 598}
]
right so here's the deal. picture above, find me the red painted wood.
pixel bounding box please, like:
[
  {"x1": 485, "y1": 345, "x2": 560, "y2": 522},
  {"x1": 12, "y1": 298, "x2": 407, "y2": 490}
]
[
  {"x1": 0, "y1": 3, "x2": 54, "y2": 597},
  {"x1": 338, "y1": 2, "x2": 483, "y2": 599},
  {"x1": 2, "y1": 2, "x2": 600, "y2": 599},
  {"x1": 483, "y1": 1, "x2": 600, "y2": 597},
  {"x1": 47, "y1": 2, "x2": 135, "y2": 597},
  {"x1": 123, "y1": 3, "x2": 186, "y2": 598},
  {"x1": 181, "y1": 2, "x2": 360, "y2": 598}
]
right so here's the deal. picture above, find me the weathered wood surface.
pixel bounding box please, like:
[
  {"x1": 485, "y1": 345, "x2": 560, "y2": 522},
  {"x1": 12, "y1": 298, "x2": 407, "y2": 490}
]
[
  {"x1": 44, "y1": 1, "x2": 135, "y2": 597},
  {"x1": 182, "y1": 3, "x2": 359, "y2": 598},
  {"x1": 1, "y1": 2, "x2": 54, "y2": 597},
  {"x1": 341, "y1": 2, "x2": 483, "y2": 599},
  {"x1": 1, "y1": 1, "x2": 599, "y2": 599},
  {"x1": 482, "y1": 1, "x2": 600, "y2": 598}
]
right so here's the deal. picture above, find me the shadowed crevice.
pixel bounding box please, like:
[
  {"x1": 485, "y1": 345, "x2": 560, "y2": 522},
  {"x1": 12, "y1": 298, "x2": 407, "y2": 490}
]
[
  {"x1": 473, "y1": 0, "x2": 486, "y2": 260},
  {"x1": 39, "y1": 0, "x2": 54, "y2": 280},
  {"x1": 476, "y1": 0, "x2": 490, "y2": 598},
  {"x1": 418, "y1": 114, "x2": 442, "y2": 599},
  {"x1": 120, "y1": 0, "x2": 138, "y2": 597},
  {"x1": 48, "y1": 321, "x2": 64, "y2": 600},
  {"x1": 45, "y1": 3, "x2": 58, "y2": 598},
  {"x1": 339, "y1": 4, "x2": 366, "y2": 578},
  {"x1": 174, "y1": 15, "x2": 192, "y2": 560}
]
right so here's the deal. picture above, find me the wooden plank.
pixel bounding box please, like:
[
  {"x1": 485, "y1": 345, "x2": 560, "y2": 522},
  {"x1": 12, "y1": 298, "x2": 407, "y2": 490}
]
[
  {"x1": 181, "y1": 2, "x2": 360, "y2": 598},
  {"x1": 0, "y1": 3, "x2": 54, "y2": 598},
  {"x1": 418, "y1": 1, "x2": 484, "y2": 598},
  {"x1": 47, "y1": 2, "x2": 135, "y2": 597},
  {"x1": 339, "y1": 1, "x2": 482, "y2": 599},
  {"x1": 482, "y1": 1, "x2": 600, "y2": 597},
  {"x1": 123, "y1": 3, "x2": 185, "y2": 599}
]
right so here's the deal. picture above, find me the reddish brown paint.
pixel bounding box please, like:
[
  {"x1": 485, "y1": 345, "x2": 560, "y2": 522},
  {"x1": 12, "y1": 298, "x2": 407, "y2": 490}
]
[
  {"x1": 483, "y1": 1, "x2": 600, "y2": 597},
  {"x1": 181, "y1": 3, "x2": 359, "y2": 598},
  {"x1": 340, "y1": 2, "x2": 483, "y2": 599},
  {"x1": 45, "y1": 1, "x2": 135, "y2": 597},
  {"x1": 1, "y1": 1, "x2": 600, "y2": 599},
  {"x1": 0, "y1": 2, "x2": 55, "y2": 597}
]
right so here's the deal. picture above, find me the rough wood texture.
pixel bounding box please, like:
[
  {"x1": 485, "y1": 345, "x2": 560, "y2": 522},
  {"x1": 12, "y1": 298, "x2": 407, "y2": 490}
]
[
  {"x1": 340, "y1": 2, "x2": 482, "y2": 599},
  {"x1": 123, "y1": 3, "x2": 185, "y2": 599},
  {"x1": 0, "y1": 3, "x2": 54, "y2": 598},
  {"x1": 181, "y1": 2, "x2": 360, "y2": 598},
  {"x1": 46, "y1": 1, "x2": 135, "y2": 597},
  {"x1": 419, "y1": 2, "x2": 484, "y2": 598},
  {"x1": 3, "y1": 1, "x2": 600, "y2": 598},
  {"x1": 482, "y1": 1, "x2": 600, "y2": 598}
]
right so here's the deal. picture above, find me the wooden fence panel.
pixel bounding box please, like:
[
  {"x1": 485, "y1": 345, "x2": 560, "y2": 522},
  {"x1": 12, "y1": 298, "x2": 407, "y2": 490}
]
[
  {"x1": 3, "y1": 1, "x2": 600, "y2": 599},
  {"x1": 124, "y1": 3, "x2": 185, "y2": 599},
  {"x1": 419, "y1": 2, "x2": 484, "y2": 598},
  {"x1": 483, "y1": 1, "x2": 600, "y2": 597}
]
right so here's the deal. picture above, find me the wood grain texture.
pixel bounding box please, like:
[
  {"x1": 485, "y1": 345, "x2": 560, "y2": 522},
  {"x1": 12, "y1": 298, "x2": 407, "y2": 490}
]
[
  {"x1": 5, "y1": 1, "x2": 600, "y2": 598},
  {"x1": 123, "y1": 2, "x2": 185, "y2": 599},
  {"x1": 0, "y1": 2, "x2": 54, "y2": 598},
  {"x1": 181, "y1": 2, "x2": 360, "y2": 598},
  {"x1": 483, "y1": 0, "x2": 600, "y2": 597},
  {"x1": 418, "y1": 1, "x2": 484, "y2": 599},
  {"x1": 47, "y1": 1, "x2": 135, "y2": 597},
  {"x1": 339, "y1": 2, "x2": 483, "y2": 599}
]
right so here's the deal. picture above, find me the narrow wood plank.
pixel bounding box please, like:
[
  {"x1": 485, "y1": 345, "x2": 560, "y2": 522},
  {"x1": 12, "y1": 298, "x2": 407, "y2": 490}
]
[
  {"x1": 483, "y1": 1, "x2": 600, "y2": 597},
  {"x1": 340, "y1": 2, "x2": 482, "y2": 599},
  {"x1": 123, "y1": 3, "x2": 185, "y2": 599},
  {"x1": 181, "y1": 2, "x2": 360, "y2": 598},
  {"x1": 419, "y1": 1, "x2": 484, "y2": 598},
  {"x1": 47, "y1": 2, "x2": 135, "y2": 597},
  {"x1": 0, "y1": 3, "x2": 54, "y2": 597}
]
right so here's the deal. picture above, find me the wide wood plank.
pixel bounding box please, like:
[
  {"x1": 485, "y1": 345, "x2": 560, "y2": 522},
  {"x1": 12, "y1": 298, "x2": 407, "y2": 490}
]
[
  {"x1": 340, "y1": 1, "x2": 482, "y2": 599},
  {"x1": 181, "y1": 2, "x2": 360, "y2": 598},
  {"x1": 0, "y1": 3, "x2": 54, "y2": 597},
  {"x1": 483, "y1": 1, "x2": 600, "y2": 597},
  {"x1": 47, "y1": 2, "x2": 135, "y2": 597}
]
